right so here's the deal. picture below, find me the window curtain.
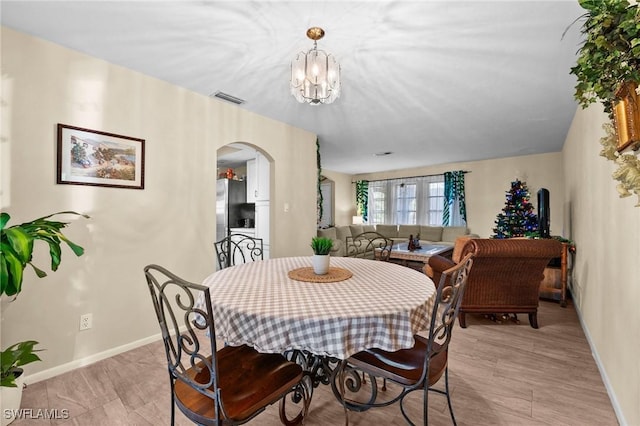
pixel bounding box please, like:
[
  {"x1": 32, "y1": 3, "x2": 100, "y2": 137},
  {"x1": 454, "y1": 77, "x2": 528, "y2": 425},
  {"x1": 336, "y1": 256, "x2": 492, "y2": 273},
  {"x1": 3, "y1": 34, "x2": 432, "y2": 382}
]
[
  {"x1": 443, "y1": 171, "x2": 467, "y2": 226},
  {"x1": 355, "y1": 180, "x2": 369, "y2": 222},
  {"x1": 367, "y1": 175, "x2": 443, "y2": 225}
]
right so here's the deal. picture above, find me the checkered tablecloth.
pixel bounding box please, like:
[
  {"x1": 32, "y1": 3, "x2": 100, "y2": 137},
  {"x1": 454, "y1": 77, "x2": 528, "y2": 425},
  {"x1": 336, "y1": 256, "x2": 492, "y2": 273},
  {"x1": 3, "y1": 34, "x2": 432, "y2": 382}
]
[{"x1": 199, "y1": 256, "x2": 436, "y2": 360}]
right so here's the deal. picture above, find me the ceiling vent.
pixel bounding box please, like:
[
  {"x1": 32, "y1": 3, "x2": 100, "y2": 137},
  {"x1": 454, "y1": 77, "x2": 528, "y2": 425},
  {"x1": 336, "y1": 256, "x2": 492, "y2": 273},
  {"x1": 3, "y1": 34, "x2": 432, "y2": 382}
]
[{"x1": 211, "y1": 91, "x2": 245, "y2": 105}]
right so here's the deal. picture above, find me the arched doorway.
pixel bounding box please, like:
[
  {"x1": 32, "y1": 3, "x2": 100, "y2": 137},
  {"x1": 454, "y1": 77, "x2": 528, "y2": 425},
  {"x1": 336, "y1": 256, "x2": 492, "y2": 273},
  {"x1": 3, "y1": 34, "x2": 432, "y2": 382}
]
[{"x1": 216, "y1": 142, "x2": 272, "y2": 260}]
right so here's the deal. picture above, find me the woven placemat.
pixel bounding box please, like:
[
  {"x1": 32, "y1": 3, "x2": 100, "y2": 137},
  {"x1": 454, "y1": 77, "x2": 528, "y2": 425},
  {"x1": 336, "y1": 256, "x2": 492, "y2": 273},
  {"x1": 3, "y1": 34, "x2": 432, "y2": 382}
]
[{"x1": 288, "y1": 267, "x2": 353, "y2": 283}]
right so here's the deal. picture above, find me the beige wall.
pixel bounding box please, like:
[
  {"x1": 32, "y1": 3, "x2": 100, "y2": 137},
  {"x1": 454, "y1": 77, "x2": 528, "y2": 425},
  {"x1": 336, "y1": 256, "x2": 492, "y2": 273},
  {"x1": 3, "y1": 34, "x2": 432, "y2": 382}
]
[
  {"x1": 564, "y1": 105, "x2": 640, "y2": 426},
  {"x1": 0, "y1": 27, "x2": 317, "y2": 378},
  {"x1": 352, "y1": 152, "x2": 565, "y2": 238}
]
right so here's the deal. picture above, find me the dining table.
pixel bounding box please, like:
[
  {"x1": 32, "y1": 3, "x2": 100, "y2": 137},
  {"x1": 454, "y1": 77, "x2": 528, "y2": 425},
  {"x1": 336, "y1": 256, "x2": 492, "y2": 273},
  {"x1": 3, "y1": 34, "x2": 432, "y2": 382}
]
[
  {"x1": 199, "y1": 256, "x2": 437, "y2": 361},
  {"x1": 197, "y1": 256, "x2": 438, "y2": 416}
]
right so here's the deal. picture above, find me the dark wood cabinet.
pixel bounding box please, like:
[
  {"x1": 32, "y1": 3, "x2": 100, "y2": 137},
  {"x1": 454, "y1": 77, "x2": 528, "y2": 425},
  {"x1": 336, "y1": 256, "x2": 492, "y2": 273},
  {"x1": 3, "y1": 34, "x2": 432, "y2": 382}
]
[{"x1": 539, "y1": 242, "x2": 570, "y2": 307}]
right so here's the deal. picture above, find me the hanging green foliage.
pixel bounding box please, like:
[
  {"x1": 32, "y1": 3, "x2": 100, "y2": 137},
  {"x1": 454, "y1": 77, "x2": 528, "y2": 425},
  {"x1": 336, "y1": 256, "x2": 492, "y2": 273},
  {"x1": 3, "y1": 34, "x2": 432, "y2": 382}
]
[
  {"x1": 570, "y1": 0, "x2": 640, "y2": 116},
  {"x1": 316, "y1": 138, "x2": 323, "y2": 224}
]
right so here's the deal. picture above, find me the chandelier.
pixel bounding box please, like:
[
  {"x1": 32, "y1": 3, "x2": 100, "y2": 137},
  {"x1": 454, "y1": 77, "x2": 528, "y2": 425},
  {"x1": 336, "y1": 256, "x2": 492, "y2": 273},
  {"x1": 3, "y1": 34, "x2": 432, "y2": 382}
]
[{"x1": 290, "y1": 27, "x2": 341, "y2": 105}]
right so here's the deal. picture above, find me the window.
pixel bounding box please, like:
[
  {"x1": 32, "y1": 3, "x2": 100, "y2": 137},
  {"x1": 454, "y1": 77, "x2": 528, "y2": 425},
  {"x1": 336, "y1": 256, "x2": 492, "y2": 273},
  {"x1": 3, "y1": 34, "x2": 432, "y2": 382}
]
[
  {"x1": 395, "y1": 183, "x2": 417, "y2": 224},
  {"x1": 367, "y1": 175, "x2": 445, "y2": 225},
  {"x1": 428, "y1": 181, "x2": 444, "y2": 225},
  {"x1": 369, "y1": 186, "x2": 386, "y2": 225}
]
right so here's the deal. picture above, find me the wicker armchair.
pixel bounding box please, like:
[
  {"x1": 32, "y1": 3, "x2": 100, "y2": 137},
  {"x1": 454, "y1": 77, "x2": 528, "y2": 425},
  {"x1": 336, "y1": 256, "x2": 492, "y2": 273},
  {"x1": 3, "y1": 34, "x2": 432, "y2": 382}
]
[{"x1": 426, "y1": 238, "x2": 562, "y2": 328}]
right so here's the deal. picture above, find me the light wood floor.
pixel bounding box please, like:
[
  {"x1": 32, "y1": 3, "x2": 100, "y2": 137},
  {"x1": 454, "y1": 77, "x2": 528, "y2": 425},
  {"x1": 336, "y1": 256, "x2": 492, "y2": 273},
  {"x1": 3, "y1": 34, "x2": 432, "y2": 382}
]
[{"x1": 14, "y1": 300, "x2": 618, "y2": 425}]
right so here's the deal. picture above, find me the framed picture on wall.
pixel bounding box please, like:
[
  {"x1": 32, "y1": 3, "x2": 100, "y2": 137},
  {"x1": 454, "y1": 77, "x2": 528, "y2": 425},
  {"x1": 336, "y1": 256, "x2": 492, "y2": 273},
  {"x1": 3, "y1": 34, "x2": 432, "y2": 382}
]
[
  {"x1": 612, "y1": 81, "x2": 640, "y2": 153},
  {"x1": 57, "y1": 124, "x2": 145, "y2": 189}
]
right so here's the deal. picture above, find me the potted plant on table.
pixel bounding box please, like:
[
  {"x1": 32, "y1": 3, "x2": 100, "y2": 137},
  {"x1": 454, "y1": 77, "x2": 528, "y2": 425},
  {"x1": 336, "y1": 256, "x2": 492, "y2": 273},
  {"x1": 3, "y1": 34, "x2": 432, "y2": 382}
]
[
  {"x1": 0, "y1": 211, "x2": 87, "y2": 425},
  {"x1": 310, "y1": 236, "x2": 333, "y2": 275}
]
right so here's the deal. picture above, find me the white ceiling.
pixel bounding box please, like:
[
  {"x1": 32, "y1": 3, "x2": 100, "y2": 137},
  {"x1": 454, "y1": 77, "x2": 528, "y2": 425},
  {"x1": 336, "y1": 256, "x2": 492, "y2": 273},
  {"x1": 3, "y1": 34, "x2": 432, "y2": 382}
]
[{"x1": 1, "y1": 1, "x2": 585, "y2": 175}]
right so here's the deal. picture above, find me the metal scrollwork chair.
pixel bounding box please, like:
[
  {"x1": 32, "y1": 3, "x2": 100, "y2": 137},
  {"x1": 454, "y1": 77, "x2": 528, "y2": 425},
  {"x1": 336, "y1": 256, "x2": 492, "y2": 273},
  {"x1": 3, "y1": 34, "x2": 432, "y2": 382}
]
[
  {"x1": 143, "y1": 265, "x2": 310, "y2": 426},
  {"x1": 345, "y1": 231, "x2": 393, "y2": 261},
  {"x1": 331, "y1": 253, "x2": 474, "y2": 425},
  {"x1": 214, "y1": 234, "x2": 263, "y2": 270}
]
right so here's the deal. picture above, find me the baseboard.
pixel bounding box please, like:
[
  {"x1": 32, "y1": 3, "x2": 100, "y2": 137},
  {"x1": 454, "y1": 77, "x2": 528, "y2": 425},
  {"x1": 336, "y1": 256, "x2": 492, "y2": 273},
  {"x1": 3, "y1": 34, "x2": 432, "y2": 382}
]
[
  {"x1": 25, "y1": 332, "x2": 163, "y2": 385},
  {"x1": 573, "y1": 303, "x2": 627, "y2": 426}
]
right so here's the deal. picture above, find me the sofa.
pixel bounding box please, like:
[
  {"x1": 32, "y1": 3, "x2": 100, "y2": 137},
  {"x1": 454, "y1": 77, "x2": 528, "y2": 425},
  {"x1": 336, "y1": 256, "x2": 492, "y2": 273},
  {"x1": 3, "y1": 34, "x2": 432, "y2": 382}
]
[
  {"x1": 427, "y1": 237, "x2": 563, "y2": 329},
  {"x1": 317, "y1": 224, "x2": 472, "y2": 257}
]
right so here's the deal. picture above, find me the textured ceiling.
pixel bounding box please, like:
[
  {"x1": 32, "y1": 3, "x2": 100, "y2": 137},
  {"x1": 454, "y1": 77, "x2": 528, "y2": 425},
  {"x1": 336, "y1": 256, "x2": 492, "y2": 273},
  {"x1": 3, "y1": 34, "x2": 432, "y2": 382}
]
[{"x1": 1, "y1": 1, "x2": 585, "y2": 174}]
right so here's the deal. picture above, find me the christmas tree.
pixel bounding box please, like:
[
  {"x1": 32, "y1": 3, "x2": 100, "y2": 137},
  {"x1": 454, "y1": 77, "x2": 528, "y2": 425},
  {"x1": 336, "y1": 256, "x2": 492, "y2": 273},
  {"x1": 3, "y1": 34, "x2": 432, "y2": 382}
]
[{"x1": 492, "y1": 179, "x2": 538, "y2": 238}]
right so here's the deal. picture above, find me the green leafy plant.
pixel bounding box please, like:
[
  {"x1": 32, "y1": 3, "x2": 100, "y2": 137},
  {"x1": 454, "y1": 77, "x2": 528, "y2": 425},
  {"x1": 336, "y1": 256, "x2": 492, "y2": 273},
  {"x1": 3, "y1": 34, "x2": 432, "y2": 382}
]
[
  {"x1": 0, "y1": 341, "x2": 42, "y2": 387},
  {"x1": 570, "y1": 0, "x2": 640, "y2": 116},
  {"x1": 551, "y1": 235, "x2": 577, "y2": 253},
  {"x1": 0, "y1": 211, "x2": 87, "y2": 389},
  {"x1": 310, "y1": 236, "x2": 333, "y2": 255},
  {"x1": 0, "y1": 211, "x2": 87, "y2": 388},
  {"x1": 316, "y1": 138, "x2": 323, "y2": 224},
  {"x1": 599, "y1": 121, "x2": 640, "y2": 206},
  {"x1": 1, "y1": 211, "x2": 88, "y2": 297}
]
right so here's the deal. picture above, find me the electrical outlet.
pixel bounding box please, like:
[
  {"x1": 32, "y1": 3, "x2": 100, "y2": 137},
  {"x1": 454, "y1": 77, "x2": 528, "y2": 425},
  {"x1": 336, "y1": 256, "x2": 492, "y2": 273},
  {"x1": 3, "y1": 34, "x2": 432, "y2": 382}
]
[{"x1": 79, "y1": 313, "x2": 92, "y2": 331}]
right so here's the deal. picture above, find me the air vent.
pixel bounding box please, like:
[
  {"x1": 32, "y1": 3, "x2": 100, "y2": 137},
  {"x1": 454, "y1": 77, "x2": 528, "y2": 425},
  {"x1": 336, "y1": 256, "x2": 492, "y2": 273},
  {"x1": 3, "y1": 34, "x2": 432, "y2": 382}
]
[{"x1": 211, "y1": 91, "x2": 245, "y2": 105}]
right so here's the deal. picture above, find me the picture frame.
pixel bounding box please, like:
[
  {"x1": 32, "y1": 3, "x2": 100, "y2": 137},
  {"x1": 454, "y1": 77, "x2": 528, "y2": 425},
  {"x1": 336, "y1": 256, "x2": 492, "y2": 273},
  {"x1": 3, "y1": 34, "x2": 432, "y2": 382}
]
[
  {"x1": 57, "y1": 124, "x2": 145, "y2": 189},
  {"x1": 612, "y1": 81, "x2": 640, "y2": 153}
]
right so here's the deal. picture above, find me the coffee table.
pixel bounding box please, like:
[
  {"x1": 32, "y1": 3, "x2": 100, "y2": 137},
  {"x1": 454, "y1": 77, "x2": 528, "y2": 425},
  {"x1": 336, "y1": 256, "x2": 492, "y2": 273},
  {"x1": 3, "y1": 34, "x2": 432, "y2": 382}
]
[{"x1": 384, "y1": 242, "x2": 454, "y2": 271}]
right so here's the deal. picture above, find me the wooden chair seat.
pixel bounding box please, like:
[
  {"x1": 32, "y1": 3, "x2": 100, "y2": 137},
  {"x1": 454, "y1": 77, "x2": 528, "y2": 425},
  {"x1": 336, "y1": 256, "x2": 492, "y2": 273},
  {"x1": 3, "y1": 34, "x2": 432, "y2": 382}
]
[
  {"x1": 143, "y1": 265, "x2": 309, "y2": 426},
  {"x1": 349, "y1": 338, "x2": 447, "y2": 387},
  {"x1": 332, "y1": 253, "x2": 474, "y2": 424},
  {"x1": 175, "y1": 345, "x2": 303, "y2": 424}
]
